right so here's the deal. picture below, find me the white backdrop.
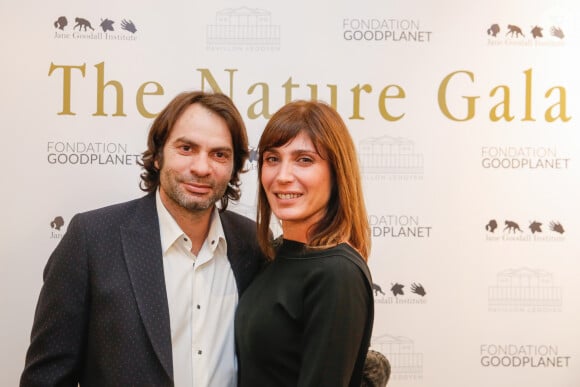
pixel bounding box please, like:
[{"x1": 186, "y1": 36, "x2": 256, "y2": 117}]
[{"x1": 1, "y1": 0, "x2": 579, "y2": 386}]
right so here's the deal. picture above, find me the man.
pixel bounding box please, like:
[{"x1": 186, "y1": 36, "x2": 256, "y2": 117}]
[{"x1": 21, "y1": 91, "x2": 264, "y2": 386}]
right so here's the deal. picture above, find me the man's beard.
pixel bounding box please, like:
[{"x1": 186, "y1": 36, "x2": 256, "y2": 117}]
[{"x1": 161, "y1": 169, "x2": 229, "y2": 213}]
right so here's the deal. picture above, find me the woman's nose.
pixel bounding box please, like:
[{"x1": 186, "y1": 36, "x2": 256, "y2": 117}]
[{"x1": 275, "y1": 160, "x2": 294, "y2": 183}]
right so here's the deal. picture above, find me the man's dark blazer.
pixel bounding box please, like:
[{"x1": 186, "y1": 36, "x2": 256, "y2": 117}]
[{"x1": 21, "y1": 193, "x2": 264, "y2": 387}]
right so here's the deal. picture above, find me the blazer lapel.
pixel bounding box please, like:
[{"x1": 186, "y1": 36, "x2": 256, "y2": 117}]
[
  {"x1": 120, "y1": 193, "x2": 173, "y2": 380},
  {"x1": 220, "y1": 211, "x2": 256, "y2": 295}
]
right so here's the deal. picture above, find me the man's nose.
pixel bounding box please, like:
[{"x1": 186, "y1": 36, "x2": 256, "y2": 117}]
[{"x1": 190, "y1": 152, "x2": 211, "y2": 176}]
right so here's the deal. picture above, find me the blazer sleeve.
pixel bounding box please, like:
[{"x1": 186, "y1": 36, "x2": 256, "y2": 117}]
[
  {"x1": 297, "y1": 258, "x2": 371, "y2": 387},
  {"x1": 20, "y1": 214, "x2": 90, "y2": 387}
]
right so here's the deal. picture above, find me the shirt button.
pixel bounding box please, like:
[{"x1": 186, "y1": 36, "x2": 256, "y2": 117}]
[
  {"x1": 211, "y1": 240, "x2": 215, "y2": 245},
  {"x1": 198, "y1": 350, "x2": 203, "y2": 355},
  {"x1": 197, "y1": 304, "x2": 201, "y2": 309}
]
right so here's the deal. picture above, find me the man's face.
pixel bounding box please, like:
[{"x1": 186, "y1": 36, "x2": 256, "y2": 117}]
[{"x1": 157, "y1": 103, "x2": 234, "y2": 216}]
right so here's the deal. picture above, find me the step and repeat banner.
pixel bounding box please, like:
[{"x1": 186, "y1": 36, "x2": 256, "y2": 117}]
[{"x1": 1, "y1": 0, "x2": 579, "y2": 386}]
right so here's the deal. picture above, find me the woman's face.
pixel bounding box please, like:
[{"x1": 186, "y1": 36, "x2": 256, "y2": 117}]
[{"x1": 260, "y1": 131, "x2": 332, "y2": 242}]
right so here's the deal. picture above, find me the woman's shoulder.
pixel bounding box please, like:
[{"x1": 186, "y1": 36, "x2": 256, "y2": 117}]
[
  {"x1": 322, "y1": 243, "x2": 369, "y2": 270},
  {"x1": 307, "y1": 244, "x2": 372, "y2": 286}
]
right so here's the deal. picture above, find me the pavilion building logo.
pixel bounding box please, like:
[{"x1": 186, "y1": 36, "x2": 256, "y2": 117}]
[
  {"x1": 245, "y1": 146, "x2": 259, "y2": 171},
  {"x1": 359, "y1": 136, "x2": 424, "y2": 182},
  {"x1": 488, "y1": 267, "x2": 562, "y2": 313},
  {"x1": 371, "y1": 333, "x2": 423, "y2": 381},
  {"x1": 206, "y1": 7, "x2": 280, "y2": 51}
]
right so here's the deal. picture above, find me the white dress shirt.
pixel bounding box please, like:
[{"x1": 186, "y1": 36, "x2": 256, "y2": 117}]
[{"x1": 156, "y1": 191, "x2": 238, "y2": 387}]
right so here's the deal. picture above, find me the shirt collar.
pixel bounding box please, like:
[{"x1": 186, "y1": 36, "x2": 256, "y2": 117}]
[{"x1": 156, "y1": 190, "x2": 226, "y2": 255}]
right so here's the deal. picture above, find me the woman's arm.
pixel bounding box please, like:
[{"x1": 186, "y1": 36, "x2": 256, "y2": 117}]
[{"x1": 298, "y1": 257, "x2": 371, "y2": 387}]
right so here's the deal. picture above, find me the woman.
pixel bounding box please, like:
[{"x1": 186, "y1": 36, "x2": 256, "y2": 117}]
[{"x1": 235, "y1": 100, "x2": 374, "y2": 387}]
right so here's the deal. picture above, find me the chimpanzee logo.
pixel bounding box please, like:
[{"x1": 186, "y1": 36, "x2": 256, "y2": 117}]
[
  {"x1": 54, "y1": 16, "x2": 68, "y2": 30},
  {"x1": 487, "y1": 23, "x2": 500, "y2": 37},
  {"x1": 488, "y1": 23, "x2": 565, "y2": 41},
  {"x1": 74, "y1": 17, "x2": 94, "y2": 31},
  {"x1": 485, "y1": 219, "x2": 498, "y2": 233},
  {"x1": 372, "y1": 283, "x2": 385, "y2": 296},
  {"x1": 506, "y1": 24, "x2": 524, "y2": 38},
  {"x1": 50, "y1": 216, "x2": 65, "y2": 231},
  {"x1": 51, "y1": 15, "x2": 139, "y2": 36},
  {"x1": 503, "y1": 220, "x2": 522, "y2": 233}
]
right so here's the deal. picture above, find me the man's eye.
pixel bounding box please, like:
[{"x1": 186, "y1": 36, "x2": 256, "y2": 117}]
[{"x1": 211, "y1": 151, "x2": 232, "y2": 163}]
